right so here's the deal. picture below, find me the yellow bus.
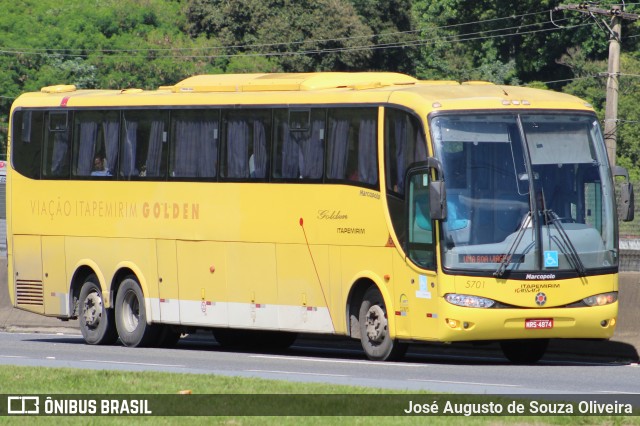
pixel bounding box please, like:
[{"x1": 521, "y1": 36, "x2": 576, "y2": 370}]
[{"x1": 7, "y1": 72, "x2": 634, "y2": 363}]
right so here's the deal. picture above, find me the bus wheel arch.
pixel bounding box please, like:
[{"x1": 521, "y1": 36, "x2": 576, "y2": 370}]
[
  {"x1": 346, "y1": 279, "x2": 373, "y2": 339},
  {"x1": 114, "y1": 274, "x2": 160, "y2": 347}
]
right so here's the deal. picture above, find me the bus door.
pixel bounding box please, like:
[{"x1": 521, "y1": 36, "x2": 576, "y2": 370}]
[{"x1": 403, "y1": 161, "x2": 444, "y2": 340}]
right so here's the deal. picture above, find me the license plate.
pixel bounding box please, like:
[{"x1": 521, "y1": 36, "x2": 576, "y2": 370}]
[{"x1": 525, "y1": 318, "x2": 554, "y2": 329}]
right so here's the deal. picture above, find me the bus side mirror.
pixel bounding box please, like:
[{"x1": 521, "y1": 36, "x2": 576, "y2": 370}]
[
  {"x1": 614, "y1": 166, "x2": 634, "y2": 222},
  {"x1": 405, "y1": 158, "x2": 447, "y2": 221},
  {"x1": 429, "y1": 180, "x2": 447, "y2": 221}
]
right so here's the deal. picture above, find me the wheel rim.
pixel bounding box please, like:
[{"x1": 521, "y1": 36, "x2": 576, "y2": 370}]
[
  {"x1": 83, "y1": 291, "x2": 102, "y2": 330},
  {"x1": 365, "y1": 304, "x2": 387, "y2": 343},
  {"x1": 121, "y1": 289, "x2": 140, "y2": 333}
]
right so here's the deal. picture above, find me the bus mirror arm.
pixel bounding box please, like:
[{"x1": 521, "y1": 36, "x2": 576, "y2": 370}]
[{"x1": 614, "y1": 166, "x2": 634, "y2": 222}]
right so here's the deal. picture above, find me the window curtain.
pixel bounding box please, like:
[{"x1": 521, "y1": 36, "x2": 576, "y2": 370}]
[
  {"x1": 357, "y1": 118, "x2": 377, "y2": 184},
  {"x1": 174, "y1": 117, "x2": 218, "y2": 178},
  {"x1": 174, "y1": 118, "x2": 199, "y2": 177},
  {"x1": 103, "y1": 118, "x2": 119, "y2": 175},
  {"x1": 394, "y1": 115, "x2": 408, "y2": 193},
  {"x1": 281, "y1": 121, "x2": 300, "y2": 178},
  {"x1": 327, "y1": 118, "x2": 349, "y2": 179},
  {"x1": 198, "y1": 120, "x2": 218, "y2": 177},
  {"x1": 51, "y1": 133, "x2": 69, "y2": 176},
  {"x1": 122, "y1": 121, "x2": 138, "y2": 178},
  {"x1": 76, "y1": 121, "x2": 98, "y2": 176},
  {"x1": 145, "y1": 120, "x2": 164, "y2": 177},
  {"x1": 227, "y1": 119, "x2": 249, "y2": 178},
  {"x1": 393, "y1": 114, "x2": 426, "y2": 193},
  {"x1": 414, "y1": 130, "x2": 427, "y2": 162},
  {"x1": 252, "y1": 120, "x2": 267, "y2": 178},
  {"x1": 300, "y1": 119, "x2": 324, "y2": 179}
]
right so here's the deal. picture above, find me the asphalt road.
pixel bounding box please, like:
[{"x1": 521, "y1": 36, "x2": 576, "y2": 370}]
[{"x1": 1, "y1": 331, "x2": 639, "y2": 395}]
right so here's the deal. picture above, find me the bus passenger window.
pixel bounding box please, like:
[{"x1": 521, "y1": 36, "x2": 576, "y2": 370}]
[
  {"x1": 73, "y1": 111, "x2": 119, "y2": 178},
  {"x1": 384, "y1": 108, "x2": 427, "y2": 196},
  {"x1": 326, "y1": 108, "x2": 377, "y2": 186},
  {"x1": 170, "y1": 110, "x2": 219, "y2": 178},
  {"x1": 121, "y1": 111, "x2": 168, "y2": 180},
  {"x1": 12, "y1": 110, "x2": 43, "y2": 180},
  {"x1": 221, "y1": 110, "x2": 271, "y2": 180},
  {"x1": 273, "y1": 109, "x2": 325, "y2": 180},
  {"x1": 43, "y1": 112, "x2": 71, "y2": 178}
]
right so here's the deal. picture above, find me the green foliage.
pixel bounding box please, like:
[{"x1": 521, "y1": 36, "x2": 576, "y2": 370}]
[
  {"x1": 410, "y1": 0, "x2": 635, "y2": 84},
  {"x1": 185, "y1": 0, "x2": 375, "y2": 72},
  {"x1": 560, "y1": 50, "x2": 640, "y2": 181},
  {"x1": 349, "y1": 0, "x2": 419, "y2": 73}
]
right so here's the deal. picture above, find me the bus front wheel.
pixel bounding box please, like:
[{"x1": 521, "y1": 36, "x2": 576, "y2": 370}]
[
  {"x1": 115, "y1": 277, "x2": 160, "y2": 347},
  {"x1": 358, "y1": 287, "x2": 407, "y2": 361},
  {"x1": 78, "y1": 276, "x2": 118, "y2": 345},
  {"x1": 500, "y1": 339, "x2": 549, "y2": 364}
]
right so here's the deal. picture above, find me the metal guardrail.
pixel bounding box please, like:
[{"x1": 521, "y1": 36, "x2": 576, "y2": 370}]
[{"x1": 621, "y1": 239, "x2": 640, "y2": 272}]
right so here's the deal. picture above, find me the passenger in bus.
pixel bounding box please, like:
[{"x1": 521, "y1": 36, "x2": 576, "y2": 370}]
[{"x1": 91, "y1": 155, "x2": 111, "y2": 176}]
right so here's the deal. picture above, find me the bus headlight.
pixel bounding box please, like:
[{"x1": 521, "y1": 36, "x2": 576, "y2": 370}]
[
  {"x1": 445, "y1": 293, "x2": 495, "y2": 308},
  {"x1": 583, "y1": 292, "x2": 617, "y2": 307}
]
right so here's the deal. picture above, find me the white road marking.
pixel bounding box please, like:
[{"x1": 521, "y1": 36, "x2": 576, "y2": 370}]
[
  {"x1": 245, "y1": 369, "x2": 348, "y2": 377},
  {"x1": 82, "y1": 359, "x2": 185, "y2": 368},
  {"x1": 408, "y1": 378, "x2": 520, "y2": 387},
  {"x1": 250, "y1": 354, "x2": 426, "y2": 367}
]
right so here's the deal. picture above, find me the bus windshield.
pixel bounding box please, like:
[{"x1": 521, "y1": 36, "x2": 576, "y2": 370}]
[{"x1": 430, "y1": 113, "x2": 616, "y2": 276}]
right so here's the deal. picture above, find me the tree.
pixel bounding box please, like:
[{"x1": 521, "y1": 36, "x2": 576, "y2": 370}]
[
  {"x1": 348, "y1": 0, "x2": 419, "y2": 73},
  {"x1": 410, "y1": 0, "x2": 623, "y2": 84},
  {"x1": 185, "y1": 0, "x2": 375, "y2": 72},
  {"x1": 560, "y1": 50, "x2": 640, "y2": 180}
]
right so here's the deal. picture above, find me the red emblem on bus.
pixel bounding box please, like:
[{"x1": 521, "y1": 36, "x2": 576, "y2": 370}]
[{"x1": 535, "y1": 292, "x2": 547, "y2": 306}]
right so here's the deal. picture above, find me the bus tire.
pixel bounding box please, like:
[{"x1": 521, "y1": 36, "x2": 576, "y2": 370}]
[
  {"x1": 358, "y1": 287, "x2": 407, "y2": 361},
  {"x1": 115, "y1": 277, "x2": 160, "y2": 347},
  {"x1": 78, "y1": 276, "x2": 118, "y2": 345},
  {"x1": 500, "y1": 339, "x2": 549, "y2": 364}
]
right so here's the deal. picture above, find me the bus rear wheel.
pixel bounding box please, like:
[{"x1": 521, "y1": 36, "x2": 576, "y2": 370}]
[
  {"x1": 115, "y1": 277, "x2": 160, "y2": 347},
  {"x1": 358, "y1": 287, "x2": 407, "y2": 361},
  {"x1": 500, "y1": 339, "x2": 549, "y2": 364},
  {"x1": 78, "y1": 276, "x2": 118, "y2": 345}
]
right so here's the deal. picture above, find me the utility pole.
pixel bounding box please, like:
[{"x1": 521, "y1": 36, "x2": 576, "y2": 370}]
[{"x1": 555, "y1": 3, "x2": 638, "y2": 168}]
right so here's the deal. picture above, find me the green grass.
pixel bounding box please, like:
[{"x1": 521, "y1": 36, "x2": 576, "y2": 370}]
[{"x1": 0, "y1": 365, "x2": 637, "y2": 425}]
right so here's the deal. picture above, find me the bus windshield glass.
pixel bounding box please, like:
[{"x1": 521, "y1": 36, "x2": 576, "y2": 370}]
[{"x1": 430, "y1": 113, "x2": 616, "y2": 276}]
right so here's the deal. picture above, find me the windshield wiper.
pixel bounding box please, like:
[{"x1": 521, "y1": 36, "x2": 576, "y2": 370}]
[
  {"x1": 494, "y1": 212, "x2": 532, "y2": 278},
  {"x1": 545, "y1": 209, "x2": 586, "y2": 276}
]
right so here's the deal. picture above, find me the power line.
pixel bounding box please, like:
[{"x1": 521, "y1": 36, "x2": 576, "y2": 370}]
[
  {"x1": 0, "y1": 18, "x2": 592, "y2": 61},
  {"x1": 0, "y1": 9, "x2": 555, "y2": 55},
  {"x1": 0, "y1": 9, "x2": 569, "y2": 59}
]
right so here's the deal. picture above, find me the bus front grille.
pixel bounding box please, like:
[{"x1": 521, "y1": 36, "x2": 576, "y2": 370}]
[{"x1": 15, "y1": 280, "x2": 44, "y2": 306}]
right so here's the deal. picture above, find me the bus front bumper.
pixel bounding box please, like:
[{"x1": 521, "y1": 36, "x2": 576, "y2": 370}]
[{"x1": 435, "y1": 302, "x2": 618, "y2": 342}]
